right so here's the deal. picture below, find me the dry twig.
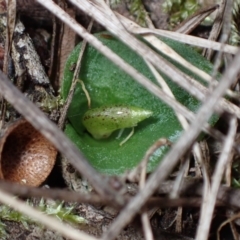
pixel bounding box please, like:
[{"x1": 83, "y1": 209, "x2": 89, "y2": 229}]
[
  {"x1": 0, "y1": 188, "x2": 98, "y2": 240},
  {"x1": 101, "y1": 46, "x2": 240, "y2": 240},
  {"x1": 196, "y1": 117, "x2": 237, "y2": 240},
  {"x1": 0, "y1": 70, "x2": 124, "y2": 206}
]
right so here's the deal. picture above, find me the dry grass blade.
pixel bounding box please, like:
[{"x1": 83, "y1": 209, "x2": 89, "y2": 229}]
[
  {"x1": 174, "y1": 4, "x2": 219, "y2": 34},
  {"x1": 0, "y1": 189, "x2": 98, "y2": 240},
  {"x1": 1, "y1": 0, "x2": 240, "y2": 238},
  {"x1": 139, "y1": 139, "x2": 171, "y2": 240},
  {"x1": 118, "y1": 13, "x2": 238, "y2": 101},
  {"x1": 217, "y1": 212, "x2": 240, "y2": 240},
  {"x1": 65, "y1": 0, "x2": 240, "y2": 120},
  {"x1": 118, "y1": 13, "x2": 237, "y2": 81},
  {"x1": 35, "y1": 0, "x2": 240, "y2": 145},
  {"x1": 121, "y1": 22, "x2": 238, "y2": 54},
  {"x1": 196, "y1": 117, "x2": 237, "y2": 240},
  {"x1": 210, "y1": 0, "x2": 233, "y2": 82},
  {"x1": 0, "y1": 180, "x2": 121, "y2": 207},
  {"x1": 35, "y1": 0, "x2": 199, "y2": 125},
  {"x1": 58, "y1": 19, "x2": 94, "y2": 129},
  {"x1": 101, "y1": 48, "x2": 240, "y2": 240},
  {"x1": 0, "y1": 70, "x2": 123, "y2": 205},
  {"x1": 146, "y1": 61, "x2": 190, "y2": 132},
  {"x1": 204, "y1": 0, "x2": 226, "y2": 59}
]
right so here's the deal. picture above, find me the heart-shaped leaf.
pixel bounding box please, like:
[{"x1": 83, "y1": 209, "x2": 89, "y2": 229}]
[{"x1": 61, "y1": 33, "x2": 216, "y2": 175}]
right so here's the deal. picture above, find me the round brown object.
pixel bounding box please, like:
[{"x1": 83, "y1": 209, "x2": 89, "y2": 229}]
[{"x1": 0, "y1": 119, "x2": 57, "y2": 186}]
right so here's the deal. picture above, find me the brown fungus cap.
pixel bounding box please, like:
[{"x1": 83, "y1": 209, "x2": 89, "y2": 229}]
[{"x1": 0, "y1": 119, "x2": 57, "y2": 186}]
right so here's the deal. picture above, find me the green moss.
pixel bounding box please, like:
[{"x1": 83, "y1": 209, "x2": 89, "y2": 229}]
[
  {"x1": 0, "y1": 199, "x2": 87, "y2": 238},
  {"x1": 162, "y1": 0, "x2": 199, "y2": 28},
  {"x1": 128, "y1": 0, "x2": 148, "y2": 26},
  {"x1": 0, "y1": 221, "x2": 7, "y2": 240},
  {"x1": 231, "y1": 0, "x2": 240, "y2": 46}
]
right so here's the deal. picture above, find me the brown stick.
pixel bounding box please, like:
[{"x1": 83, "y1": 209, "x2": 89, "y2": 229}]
[{"x1": 0, "y1": 70, "x2": 124, "y2": 206}]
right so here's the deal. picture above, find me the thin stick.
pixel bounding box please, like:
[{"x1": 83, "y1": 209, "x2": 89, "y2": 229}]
[
  {"x1": 174, "y1": 4, "x2": 219, "y2": 34},
  {"x1": 77, "y1": 79, "x2": 91, "y2": 108},
  {"x1": 217, "y1": 212, "x2": 240, "y2": 240},
  {"x1": 0, "y1": 189, "x2": 98, "y2": 240},
  {"x1": 0, "y1": 70, "x2": 124, "y2": 206},
  {"x1": 3, "y1": 178, "x2": 240, "y2": 209},
  {"x1": 0, "y1": 180, "x2": 122, "y2": 207},
  {"x1": 36, "y1": 0, "x2": 197, "y2": 123},
  {"x1": 48, "y1": 12, "x2": 58, "y2": 79},
  {"x1": 119, "y1": 128, "x2": 134, "y2": 146},
  {"x1": 69, "y1": 0, "x2": 240, "y2": 119},
  {"x1": 101, "y1": 47, "x2": 240, "y2": 240},
  {"x1": 195, "y1": 117, "x2": 237, "y2": 240},
  {"x1": 128, "y1": 139, "x2": 171, "y2": 182},
  {"x1": 118, "y1": 14, "x2": 238, "y2": 100},
  {"x1": 58, "y1": 19, "x2": 94, "y2": 129},
  {"x1": 35, "y1": 0, "x2": 237, "y2": 151},
  {"x1": 147, "y1": 58, "x2": 208, "y2": 198},
  {"x1": 204, "y1": 0, "x2": 226, "y2": 59},
  {"x1": 139, "y1": 139, "x2": 170, "y2": 240},
  {"x1": 146, "y1": 62, "x2": 189, "y2": 129},
  {"x1": 118, "y1": 23, "x2": 238, "y2": 54},
  {"x1": 210, "y1": 0, "x2": 233, "y2": 81}
]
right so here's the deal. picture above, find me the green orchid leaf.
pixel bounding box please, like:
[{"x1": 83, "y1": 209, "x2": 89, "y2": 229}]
[{"x1": 61, "y1": 32, "x2": 217, "y2": 175}]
